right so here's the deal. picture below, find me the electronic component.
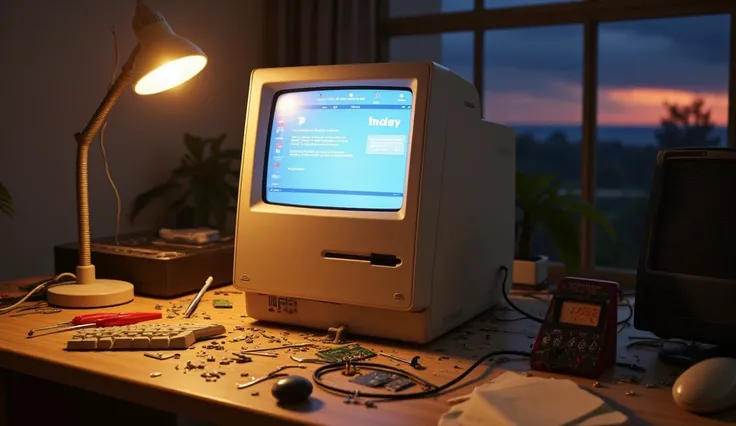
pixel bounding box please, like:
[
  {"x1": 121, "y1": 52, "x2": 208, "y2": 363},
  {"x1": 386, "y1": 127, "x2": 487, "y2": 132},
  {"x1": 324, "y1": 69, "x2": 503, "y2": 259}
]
[
  {"x1": 385, "y1": 377, "x2": 415, "y2": 392},
  {"x1": 65, "y1": 323, "x2": 226, "y2": 350},
  {"x1": 233, "y1": 62, "x2": 515, "y2": 344},
  {"x1": 350, "y1": 371, "x2": 397, "y2": 387},
  {"x1": 212, "y1": 299, "x2": 232, "y2": 309},
  {"x1": 316, "y1": 344, "x2": 376, "y2": 363},
  {"x1": 530, "y1": 277, "x2": 619, "y2": 378}
]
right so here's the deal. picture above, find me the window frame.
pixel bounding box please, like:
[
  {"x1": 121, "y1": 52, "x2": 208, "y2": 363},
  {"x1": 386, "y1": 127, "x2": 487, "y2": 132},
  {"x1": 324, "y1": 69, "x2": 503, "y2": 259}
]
[{"x1": 378, "y1": 0, "x2": 736, "y2": 290}]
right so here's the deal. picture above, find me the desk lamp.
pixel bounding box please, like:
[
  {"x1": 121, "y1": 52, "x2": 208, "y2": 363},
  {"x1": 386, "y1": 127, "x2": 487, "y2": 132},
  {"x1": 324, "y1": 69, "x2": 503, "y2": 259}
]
[{"x1": 46, "y1": 0, "x2": 207, "y2": 308}]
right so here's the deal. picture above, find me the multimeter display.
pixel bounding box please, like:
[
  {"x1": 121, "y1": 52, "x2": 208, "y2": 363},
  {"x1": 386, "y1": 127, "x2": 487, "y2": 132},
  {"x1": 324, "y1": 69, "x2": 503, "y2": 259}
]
[{"x1": 559, "y1": 301, "x2": 601, "y2": 327}]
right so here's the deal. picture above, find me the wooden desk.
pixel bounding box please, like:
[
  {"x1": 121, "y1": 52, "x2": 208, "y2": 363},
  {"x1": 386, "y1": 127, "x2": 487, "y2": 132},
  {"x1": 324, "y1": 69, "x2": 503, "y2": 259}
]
[{"x1": 1, "y1": 280, "x2": 734, "y2": 426}]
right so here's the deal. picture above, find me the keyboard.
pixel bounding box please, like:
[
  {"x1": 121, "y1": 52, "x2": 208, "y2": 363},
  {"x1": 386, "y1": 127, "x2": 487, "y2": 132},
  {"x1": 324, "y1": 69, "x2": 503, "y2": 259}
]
[{"x1": 65, "y1": 323, "x2": 226, "y2": 351}]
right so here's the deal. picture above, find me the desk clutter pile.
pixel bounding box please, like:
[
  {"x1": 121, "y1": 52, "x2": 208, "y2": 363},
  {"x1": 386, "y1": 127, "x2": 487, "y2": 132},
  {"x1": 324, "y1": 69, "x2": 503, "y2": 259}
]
[{"x1": 3, "y1": 287, "x2": 686, "y2": 426}]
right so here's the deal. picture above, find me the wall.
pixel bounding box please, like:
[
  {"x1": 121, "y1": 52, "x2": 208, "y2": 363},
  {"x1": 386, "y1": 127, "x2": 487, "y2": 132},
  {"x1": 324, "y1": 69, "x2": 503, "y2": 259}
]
[{"x1": 0, "y1": 0, "x2": 266, "y2": 280}]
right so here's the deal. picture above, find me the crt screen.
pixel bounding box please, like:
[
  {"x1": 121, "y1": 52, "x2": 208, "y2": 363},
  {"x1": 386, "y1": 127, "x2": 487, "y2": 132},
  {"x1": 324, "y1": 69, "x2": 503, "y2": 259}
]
[
  {"x1": 264, "y1": 88, "x2": 413, "y2": 210},
  {"x1": 558, "y1": 301, "x2": 601, "y2": 327}
]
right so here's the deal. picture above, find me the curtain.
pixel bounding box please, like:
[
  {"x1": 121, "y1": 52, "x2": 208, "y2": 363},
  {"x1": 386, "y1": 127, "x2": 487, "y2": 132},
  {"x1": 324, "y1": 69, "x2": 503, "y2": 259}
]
[{"x1": 266, "y1": 0, "x2": 380, "y2": 67}]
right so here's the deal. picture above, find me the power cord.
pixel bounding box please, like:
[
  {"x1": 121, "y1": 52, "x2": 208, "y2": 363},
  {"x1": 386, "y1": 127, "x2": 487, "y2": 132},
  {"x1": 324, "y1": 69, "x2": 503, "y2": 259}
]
[
  {"x1": 313, "y1": 351, "x2": 531, "y2": 404},
  {"x1": 100, "y1": 26, "x2": 123, "y2": 245},
  {"x1": 499, "y1": 266, "x2": 543, "y2": 323},
  {"x1": 0, "y1": 273, "x2": 76, "y2": 315},
  {"x1": 498, "y1": 266, "x2": 634, "y2": 326}
]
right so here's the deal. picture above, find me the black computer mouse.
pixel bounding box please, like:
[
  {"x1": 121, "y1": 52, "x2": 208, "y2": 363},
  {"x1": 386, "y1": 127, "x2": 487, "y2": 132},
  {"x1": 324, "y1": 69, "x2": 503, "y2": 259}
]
[{"x1": 271, "y1": 375, "x2": 313, "y2": 404}]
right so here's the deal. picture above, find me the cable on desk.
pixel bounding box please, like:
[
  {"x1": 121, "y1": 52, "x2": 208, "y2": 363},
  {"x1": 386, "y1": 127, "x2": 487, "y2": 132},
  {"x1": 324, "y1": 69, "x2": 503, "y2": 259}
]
[
  {"x1": 499, "y1": 266, "x2": 634, "y2": 326},
  {"x1": 312, "y1": 350, "x2": 531, "y2": 404},
  {"x1": 312, "y1": 268, "x2": 530, "y2": 403},
  {"x1": 499, "y1": 266, "x2": 544, "y2": 324},
  {"x1": 0, "y1": 273, "x2": 76, "y2": 315}
]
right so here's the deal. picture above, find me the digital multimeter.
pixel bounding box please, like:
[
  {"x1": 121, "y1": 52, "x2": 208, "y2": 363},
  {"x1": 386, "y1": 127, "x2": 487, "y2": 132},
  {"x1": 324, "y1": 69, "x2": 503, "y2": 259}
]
[{"x1": 530, "y1": 277, "x2": 619, "y2": 378}]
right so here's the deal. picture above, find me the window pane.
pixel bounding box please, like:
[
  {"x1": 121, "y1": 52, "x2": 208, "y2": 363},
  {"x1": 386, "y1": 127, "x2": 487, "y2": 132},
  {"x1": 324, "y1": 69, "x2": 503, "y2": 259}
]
[
  {"x1": 595, "y1": 15, "x2": 730, "y2": 270},
  {"x1": 389, "y1": 0, "x2": 473, "y2": 17},
  {"x1": 485, "y1": 0, "x2": 580, "y2": 9},
  {"x1": 389, "y1": 32, "x2": 474, "y2": 84},
  {"x1": 484, "y1": 25, "x2": 583, "y2": 266}
]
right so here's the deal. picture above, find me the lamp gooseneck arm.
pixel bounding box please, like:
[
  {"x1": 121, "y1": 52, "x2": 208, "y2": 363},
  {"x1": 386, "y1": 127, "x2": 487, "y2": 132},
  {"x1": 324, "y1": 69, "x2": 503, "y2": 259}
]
[{"x1": 74, "y1": 44, "x2": 141, "y2": 281}]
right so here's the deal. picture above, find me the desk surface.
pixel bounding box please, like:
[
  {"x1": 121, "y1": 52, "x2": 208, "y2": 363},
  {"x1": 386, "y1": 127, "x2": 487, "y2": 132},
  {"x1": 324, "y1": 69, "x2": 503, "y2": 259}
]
[{"x1": 1, "y1": 279, "x2": 734, "y2": 426}]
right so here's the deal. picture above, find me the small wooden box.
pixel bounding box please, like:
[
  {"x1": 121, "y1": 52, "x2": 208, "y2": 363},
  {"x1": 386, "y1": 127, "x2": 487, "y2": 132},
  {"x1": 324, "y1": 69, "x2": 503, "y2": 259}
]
[{"x1": 53, "y1": 232, "x2": 234, "y2": 298}]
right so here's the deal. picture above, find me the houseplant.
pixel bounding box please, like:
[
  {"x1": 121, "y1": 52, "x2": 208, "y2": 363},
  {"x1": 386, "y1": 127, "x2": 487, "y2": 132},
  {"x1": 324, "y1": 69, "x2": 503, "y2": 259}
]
[
  {"x1": 0, "y1": 182, "x2": 12, "y2": 217},
  {"x1": 130, "y1": 133, "x2": 241, "y2": 233},
  {"x1": 515, "y1": 171, "x2": 615, "y2": 286}
]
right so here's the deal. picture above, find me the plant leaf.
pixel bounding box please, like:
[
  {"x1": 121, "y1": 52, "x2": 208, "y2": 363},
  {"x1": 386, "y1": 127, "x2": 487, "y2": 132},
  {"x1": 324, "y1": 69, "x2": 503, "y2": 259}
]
[
  {"x1": 175, "y1": 206, "x2": 195, "y2": 228},
  {"x1": 565, "y1": 201, "x2": 616, "y2": 241},
  {"x1": 168, "y1": 194, "x2": 189, "y2": 214},
  {"x1": 215, "y1": 149, "x2": 243, "y2": 161},
  {"x1": 0, "y1": 182, "x2": 12, "y2": 217},
  {"x1": 226, "y1": 184, "x2": 239, "y2": 200},
  {"x1": 516, "y1": 171, "x2": 554, "y2": 214},
  {"x1": 537, "y1": 207, "x2": 581, "y2": 274},
  {"x1": 208, "y1": 133, "x2": 227, "y2": 155},
  {"x1": 184, "y1": 133, "x2": 205, "y2": 162},
  {"x1": 130, "y1": 180, "x2": 180, "y2": 221}
]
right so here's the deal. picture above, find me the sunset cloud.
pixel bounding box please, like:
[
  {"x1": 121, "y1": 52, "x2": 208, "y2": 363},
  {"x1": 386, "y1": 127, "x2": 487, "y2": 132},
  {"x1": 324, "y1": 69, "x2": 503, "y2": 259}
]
[
  {"x1": 483, "y1": 86, "x2": 729, "y2": 127},
  {"x1": 599, "y1": 87, "x2": 729, "y2": 126}
]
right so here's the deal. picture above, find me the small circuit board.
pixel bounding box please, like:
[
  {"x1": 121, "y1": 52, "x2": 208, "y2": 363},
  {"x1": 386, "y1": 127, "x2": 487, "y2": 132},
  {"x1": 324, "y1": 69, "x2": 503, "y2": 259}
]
[
  {"x1": 212, "y1": 299, "x2": 232, "y2": 309},
  {"x1": 385, "y1": 377, "x2": 415, "y2": 392},
  {"x1": 316, "y1": 344, "x2": 376, "y2": 363},
  {"x1": 350, "y1": 371, "x2": 396, "y2": 387}
]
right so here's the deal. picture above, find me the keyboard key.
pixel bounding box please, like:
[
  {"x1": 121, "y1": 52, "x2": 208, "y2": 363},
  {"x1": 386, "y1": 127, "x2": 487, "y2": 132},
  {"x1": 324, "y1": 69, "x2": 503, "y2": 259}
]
[{"x1": 65, "y1": 323, "x2": 226, "y2": 351}]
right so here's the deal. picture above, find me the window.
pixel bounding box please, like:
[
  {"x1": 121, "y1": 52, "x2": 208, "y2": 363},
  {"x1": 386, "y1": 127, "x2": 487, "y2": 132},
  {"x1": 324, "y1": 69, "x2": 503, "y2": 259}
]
[
  {"x1": 485, "y1": 0, "x2": 580, "y2": 8},
  {"x1": 381, "y1": 0, "x2": 736, "y2": 286},
  {"x1": 388, "y1": 32, "x2": 474, "y2": 85},
  {"x1": 484, "y1": 25, "x2": 583, "y2": 262},
  {"x1": 596, "y1": 15, "x2": 731, "y2": 270},
  {"x1": 389, "y1": 0, "x2": 472, "y2": 17}
]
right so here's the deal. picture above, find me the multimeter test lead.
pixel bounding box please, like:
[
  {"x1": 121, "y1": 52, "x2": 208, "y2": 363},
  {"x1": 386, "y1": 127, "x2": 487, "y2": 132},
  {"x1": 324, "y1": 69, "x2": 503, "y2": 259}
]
[{"x1": 27, "y1": 312, "x2": 162, "y2": 337}]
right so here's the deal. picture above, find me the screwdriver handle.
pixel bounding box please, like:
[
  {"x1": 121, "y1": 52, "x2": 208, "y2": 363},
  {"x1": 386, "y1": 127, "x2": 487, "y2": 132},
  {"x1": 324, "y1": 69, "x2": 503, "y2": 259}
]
[
  {"x1": 95, "y1": 312, "x2": 162, "y2": 327},
  {"x1": 71, "y1": 313, "x2": 122, "y2": 325}
]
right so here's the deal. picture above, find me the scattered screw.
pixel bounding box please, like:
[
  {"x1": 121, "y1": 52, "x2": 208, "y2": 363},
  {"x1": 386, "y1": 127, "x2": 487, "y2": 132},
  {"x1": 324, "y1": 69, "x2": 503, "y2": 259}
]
[
  {"x1": 625, "y1": 391, "x2": 637, "y2": 396},
  {"x1": 645, "y1": 384, "x2": 657, "y2": 389},
  {"x1": 379, "y1": 353, "x2": 425, "y2": 369},
  {"x1": 593, "y1": 381, "x2": 605, "y2": 388},
  {"x1": 251, "y1": 392, "x2": 259, "y2": 396},
  {"x1": 150, "y1": 372, "x2": 162, "y2": 378}
]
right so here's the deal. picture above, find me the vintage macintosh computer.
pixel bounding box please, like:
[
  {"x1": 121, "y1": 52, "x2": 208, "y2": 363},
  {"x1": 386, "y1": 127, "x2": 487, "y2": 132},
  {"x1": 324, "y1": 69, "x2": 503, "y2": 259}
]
[{"x1": 232, "y1": 61, "x2": 515, "y2": 343}]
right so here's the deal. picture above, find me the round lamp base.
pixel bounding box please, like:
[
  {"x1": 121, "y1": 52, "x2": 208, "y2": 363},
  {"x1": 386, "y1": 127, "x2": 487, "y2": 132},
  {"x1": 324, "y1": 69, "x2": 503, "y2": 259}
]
[{"x1": 47, "y1": 279, "x2": 135, "y2": 308}]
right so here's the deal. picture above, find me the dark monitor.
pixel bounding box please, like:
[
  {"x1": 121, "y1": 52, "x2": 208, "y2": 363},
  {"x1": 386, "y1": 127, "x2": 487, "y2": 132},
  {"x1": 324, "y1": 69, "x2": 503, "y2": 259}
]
[{"x1": 635, "y1": 147, "x2": 736, "y2": 366}]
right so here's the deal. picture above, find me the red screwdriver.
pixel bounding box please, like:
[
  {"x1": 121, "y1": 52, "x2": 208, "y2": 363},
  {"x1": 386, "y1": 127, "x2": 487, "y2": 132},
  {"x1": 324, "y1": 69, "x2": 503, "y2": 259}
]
[{"x1": 27, "y1": 312, "x2": 162, "y2": 337}]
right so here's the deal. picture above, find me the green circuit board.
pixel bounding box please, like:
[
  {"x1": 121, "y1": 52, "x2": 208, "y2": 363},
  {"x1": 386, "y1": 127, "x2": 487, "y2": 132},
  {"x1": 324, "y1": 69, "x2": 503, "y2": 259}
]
[{"x1": 316, "y1": 344, "x2": 377, "y2": 363}]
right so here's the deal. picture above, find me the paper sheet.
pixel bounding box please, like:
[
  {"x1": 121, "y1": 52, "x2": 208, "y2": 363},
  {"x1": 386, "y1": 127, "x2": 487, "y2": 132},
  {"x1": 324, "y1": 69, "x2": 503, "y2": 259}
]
[{"x1": 438, "y1": 372, "x2": 627, "y2": 426}]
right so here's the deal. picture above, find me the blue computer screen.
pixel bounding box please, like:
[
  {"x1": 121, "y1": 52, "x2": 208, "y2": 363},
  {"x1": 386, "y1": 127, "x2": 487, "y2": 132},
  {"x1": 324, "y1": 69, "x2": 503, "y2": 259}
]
[{"x1": 263, "y1": 88, "x2": 413, "y2": 210}]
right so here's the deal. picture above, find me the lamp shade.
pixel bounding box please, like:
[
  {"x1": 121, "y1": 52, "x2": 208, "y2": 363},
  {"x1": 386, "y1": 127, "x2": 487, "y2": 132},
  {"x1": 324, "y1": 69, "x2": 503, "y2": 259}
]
[{"x1": 131, "y1": 1, "x2": 207, "y2": 95}]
